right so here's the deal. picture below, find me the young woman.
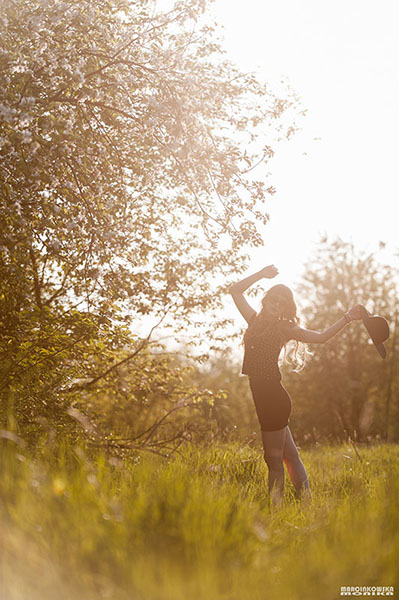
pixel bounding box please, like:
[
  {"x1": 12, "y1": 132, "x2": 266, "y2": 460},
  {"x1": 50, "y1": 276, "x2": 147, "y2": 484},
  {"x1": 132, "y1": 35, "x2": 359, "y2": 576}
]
[{"x1": 230, "y1": 264, "x2": 363, "y2": 505}]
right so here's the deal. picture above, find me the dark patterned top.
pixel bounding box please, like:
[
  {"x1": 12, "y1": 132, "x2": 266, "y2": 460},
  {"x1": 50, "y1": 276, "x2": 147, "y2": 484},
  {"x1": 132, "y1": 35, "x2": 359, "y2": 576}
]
[{"x1": 242, "y1": 315, "x2": 285, "y2": 381}]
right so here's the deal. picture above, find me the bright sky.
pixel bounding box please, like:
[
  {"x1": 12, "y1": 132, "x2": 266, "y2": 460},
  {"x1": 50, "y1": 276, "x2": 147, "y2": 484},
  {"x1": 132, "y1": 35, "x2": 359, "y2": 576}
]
[{"x1": 212, "y1": 0, "x2": 399, "y2": 290}]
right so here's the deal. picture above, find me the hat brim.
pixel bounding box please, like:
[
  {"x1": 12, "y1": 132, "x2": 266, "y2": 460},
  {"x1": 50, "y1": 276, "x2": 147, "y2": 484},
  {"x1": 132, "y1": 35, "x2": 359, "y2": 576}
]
[{"x1": 374, "y1": 342, "x2": 387, "y2": 359}]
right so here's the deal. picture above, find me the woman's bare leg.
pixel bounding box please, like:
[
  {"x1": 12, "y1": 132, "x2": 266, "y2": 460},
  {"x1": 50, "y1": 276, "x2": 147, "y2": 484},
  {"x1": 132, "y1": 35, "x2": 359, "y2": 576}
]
[
  {"x1": 261, "y1": 427, "x2": 287, "y2": 506},
  {"x1": 283, "y1": 427, "x2": 311, "y2": 499}
]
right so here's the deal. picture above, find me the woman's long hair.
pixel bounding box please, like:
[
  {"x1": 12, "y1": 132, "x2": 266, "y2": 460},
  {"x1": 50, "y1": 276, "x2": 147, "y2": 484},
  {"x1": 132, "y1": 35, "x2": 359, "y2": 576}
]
[{"x1": 244, "y1": 284, "x2": 308, "y2": 371}]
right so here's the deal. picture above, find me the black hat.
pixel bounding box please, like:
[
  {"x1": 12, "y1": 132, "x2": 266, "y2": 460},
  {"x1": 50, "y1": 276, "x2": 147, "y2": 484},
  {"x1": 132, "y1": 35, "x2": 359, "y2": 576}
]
[{"x1": 359, "y1": 306, "x2": 390, "y2": 359}]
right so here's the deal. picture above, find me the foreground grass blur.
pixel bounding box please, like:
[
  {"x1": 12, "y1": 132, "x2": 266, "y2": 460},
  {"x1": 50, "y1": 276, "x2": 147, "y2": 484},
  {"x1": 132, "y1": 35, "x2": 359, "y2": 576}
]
[{"x1": 1, "y1": 436, "x2": 398, "y2": 600}]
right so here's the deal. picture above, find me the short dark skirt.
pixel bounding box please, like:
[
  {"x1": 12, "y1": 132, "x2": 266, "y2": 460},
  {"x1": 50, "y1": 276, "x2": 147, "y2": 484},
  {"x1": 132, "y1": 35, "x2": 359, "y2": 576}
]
[{"x1": 249, "y1": 377, "x2": 292, "y2": 432}]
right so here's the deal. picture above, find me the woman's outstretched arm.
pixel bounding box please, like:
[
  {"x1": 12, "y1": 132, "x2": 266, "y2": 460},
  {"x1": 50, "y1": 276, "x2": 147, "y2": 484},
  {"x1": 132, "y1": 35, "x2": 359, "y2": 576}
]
[
  {"x1": 286, "y1": 304, "x2": 364, "y2": 344},
  {"x1": 229, "y1": 264, "x2": 279, "y2": 324}
]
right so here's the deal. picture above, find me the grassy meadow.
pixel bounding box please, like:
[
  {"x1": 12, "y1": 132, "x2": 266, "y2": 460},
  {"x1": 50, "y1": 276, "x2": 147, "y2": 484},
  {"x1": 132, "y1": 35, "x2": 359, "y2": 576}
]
[{"x1": 1, "y1": 436, "x2": 398, "y2": 600}]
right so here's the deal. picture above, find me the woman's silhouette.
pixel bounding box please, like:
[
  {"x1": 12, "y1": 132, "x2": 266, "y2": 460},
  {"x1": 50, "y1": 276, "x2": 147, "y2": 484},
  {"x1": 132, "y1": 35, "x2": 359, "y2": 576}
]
[{"x1": 230, "y1": 264, "x2": 363, "y2": 506}]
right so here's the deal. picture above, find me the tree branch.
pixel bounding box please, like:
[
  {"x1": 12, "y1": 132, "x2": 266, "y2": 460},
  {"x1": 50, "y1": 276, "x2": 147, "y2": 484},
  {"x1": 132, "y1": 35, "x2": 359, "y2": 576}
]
[
  {"x1": 62, "y1": 310, "x2": 170, "y2": 393},
  {"x1": 29, "y1": 247, "x2": 43, "y2": 309},
  {"x1": 43, "y1": 264, "x2": 74, "y2": 306}
]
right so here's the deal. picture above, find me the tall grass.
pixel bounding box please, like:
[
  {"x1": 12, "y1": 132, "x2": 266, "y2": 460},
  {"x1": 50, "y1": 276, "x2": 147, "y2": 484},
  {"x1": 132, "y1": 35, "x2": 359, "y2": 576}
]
[{"x1": 1, "y1": 436, "x2": 398, "y2": 600}]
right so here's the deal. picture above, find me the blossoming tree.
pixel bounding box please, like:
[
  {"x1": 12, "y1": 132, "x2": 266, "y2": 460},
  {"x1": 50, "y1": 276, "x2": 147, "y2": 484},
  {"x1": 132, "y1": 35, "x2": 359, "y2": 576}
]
[{"x1": 0, "y1": 0, "x2": 302, "y2": 443}]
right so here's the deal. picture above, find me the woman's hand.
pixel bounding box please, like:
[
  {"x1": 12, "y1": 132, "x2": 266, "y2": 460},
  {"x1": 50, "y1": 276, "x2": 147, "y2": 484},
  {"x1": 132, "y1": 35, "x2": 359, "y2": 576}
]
[
  {"x1": 348, "y1": 304, "x2": 365, "y2": 320},
  {"x1": 260, "y1": 264, "x2": 279, "y2": 279}
]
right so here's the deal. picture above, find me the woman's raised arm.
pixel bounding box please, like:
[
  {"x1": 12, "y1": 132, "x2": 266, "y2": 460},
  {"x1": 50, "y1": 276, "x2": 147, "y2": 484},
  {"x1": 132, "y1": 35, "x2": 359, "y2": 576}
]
[
  {"x1": 230, "y1": 264, "x2": 279, "y2": 324},
  {"x1": 286, "y1": 304, "x2": 364, "y2": 344}
]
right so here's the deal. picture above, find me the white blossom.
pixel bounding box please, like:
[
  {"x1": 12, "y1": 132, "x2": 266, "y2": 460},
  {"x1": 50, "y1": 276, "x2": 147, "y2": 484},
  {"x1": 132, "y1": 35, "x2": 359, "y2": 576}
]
[
  {"x1": 18, "y1": 115, "x2": 32, "y2": 128},
  {"x1": 0, "y1": 103, "x2": 16, "y2": 123},
  {"x1": 20, "y1": 97, "x2": 36, "y2": 107},
  {"x1": 21, "y1": 131, "x2": 33, "y2": 144},
  {"x1": 30, "y1": 141, "x2": 41, "y2": 153},
  {"x1": 37, "y1": 41, "x2": 47, "y2": 54},
  {"x1": 10, "y1": 64, "x2": 26, "y2": 74},
  {"x1": 73, "y1": 68, "x2": 85, "y2": 84}
]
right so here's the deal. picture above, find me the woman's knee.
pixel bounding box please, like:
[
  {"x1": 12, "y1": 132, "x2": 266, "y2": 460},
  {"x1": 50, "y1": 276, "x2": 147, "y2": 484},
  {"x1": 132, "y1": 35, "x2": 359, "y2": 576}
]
[
  {"x1": 283, "y1": 428, "x2": 301, "y2": 462},
  {"x1": 283, "y1": 447, "x2": 301, "y2": 464},
  {"x1": 264, "y1": 454, "x2": 284, "y2": 474}
]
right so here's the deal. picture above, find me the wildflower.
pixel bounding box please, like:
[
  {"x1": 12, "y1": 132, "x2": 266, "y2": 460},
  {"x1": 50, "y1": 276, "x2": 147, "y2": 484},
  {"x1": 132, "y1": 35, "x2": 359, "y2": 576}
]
[{"x1": 52, "y1": 477, "x2": 66, "y2": 496}]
